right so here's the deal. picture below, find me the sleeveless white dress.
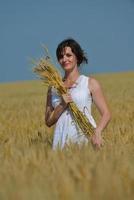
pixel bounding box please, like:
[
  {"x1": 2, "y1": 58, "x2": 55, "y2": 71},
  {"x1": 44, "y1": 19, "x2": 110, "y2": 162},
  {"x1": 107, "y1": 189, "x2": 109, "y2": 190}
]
[{"x1": 51, "y1": 75, "x2": 97, "y2": 150}]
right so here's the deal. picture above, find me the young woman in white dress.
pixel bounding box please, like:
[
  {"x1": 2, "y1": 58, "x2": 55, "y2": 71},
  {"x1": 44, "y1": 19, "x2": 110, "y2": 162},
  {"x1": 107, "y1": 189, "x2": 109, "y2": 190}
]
[{"x1": 45, "y1": 38, "x2": 111, "y2": 150}]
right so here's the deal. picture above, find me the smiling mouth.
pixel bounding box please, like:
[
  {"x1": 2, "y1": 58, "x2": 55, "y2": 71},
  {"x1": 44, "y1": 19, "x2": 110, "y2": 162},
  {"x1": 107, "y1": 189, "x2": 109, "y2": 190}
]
[{"x1": 64, "y1": 63, "x2": 70, "y2": 66}]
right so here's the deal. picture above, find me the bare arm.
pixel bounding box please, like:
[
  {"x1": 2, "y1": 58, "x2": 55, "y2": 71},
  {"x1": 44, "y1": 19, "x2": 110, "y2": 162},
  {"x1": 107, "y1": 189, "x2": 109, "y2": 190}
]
[
  {"x1": 89, "y1": 77, "x2": 111, "y2": 147},
  {"x1": 45, "y1": 87, "x2": 72, "y2": 127}
]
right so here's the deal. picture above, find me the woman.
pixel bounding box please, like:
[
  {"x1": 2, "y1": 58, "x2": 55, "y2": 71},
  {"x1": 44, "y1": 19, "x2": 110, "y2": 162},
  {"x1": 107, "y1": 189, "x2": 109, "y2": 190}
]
[{"x1": 45, "y1": 38, "x2": 111, "y2": 150}]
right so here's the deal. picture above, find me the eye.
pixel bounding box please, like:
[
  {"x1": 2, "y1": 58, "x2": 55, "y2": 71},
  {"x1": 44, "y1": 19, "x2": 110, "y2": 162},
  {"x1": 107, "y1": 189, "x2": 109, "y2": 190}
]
[{"x1": 66, "y1": 53, "x2": 72, "y2": 57}]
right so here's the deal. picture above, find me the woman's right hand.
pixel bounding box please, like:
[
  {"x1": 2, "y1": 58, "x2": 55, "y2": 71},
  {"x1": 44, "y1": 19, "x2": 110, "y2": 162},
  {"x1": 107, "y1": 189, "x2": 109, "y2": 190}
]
[{"x1": 61, "y1": 93, "x2": 73, "y2": 108}]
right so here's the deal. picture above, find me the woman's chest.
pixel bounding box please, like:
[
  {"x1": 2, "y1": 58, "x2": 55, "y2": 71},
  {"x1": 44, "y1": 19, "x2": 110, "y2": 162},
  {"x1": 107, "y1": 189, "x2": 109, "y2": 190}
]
[{"x1": 69, "y1": 85, "x2": 91, "y2": 105}]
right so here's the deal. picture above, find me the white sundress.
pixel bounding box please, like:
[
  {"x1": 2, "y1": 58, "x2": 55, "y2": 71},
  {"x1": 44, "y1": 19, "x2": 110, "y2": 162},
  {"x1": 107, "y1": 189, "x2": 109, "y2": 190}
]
[{"x1": 51, "y1": 75, "x2": 97, "y2": 150}]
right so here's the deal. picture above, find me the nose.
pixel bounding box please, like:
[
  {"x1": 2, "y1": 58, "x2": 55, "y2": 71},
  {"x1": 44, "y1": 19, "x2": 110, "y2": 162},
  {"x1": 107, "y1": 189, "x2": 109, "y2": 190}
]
[{"x1": 62, "y1": 55, "x2": 67, "y2": 62}]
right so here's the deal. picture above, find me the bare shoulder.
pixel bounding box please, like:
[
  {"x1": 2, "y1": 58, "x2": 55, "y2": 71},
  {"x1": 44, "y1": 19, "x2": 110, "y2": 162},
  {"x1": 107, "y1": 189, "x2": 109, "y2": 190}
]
[
  {"x1": 46, "y1": 86, "x2": 52, "y2": 103},
  {"x1": 88, "y1": 76, "x2": 102, "y2": 93},
  {"x1": 46, "y1": 86, "x2": 53, "y2": 107}
]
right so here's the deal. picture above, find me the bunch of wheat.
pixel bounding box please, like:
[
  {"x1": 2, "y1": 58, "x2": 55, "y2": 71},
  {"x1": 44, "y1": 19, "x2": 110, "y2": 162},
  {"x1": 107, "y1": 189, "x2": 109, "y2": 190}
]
[{"x1": 33, "y1": 57, "x2": 94, "y2": 136}]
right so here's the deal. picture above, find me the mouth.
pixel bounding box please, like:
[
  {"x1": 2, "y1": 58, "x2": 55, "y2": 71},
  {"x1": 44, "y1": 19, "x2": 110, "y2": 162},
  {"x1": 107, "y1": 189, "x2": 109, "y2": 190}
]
[{"x1": 63, "y1": 62, "x2": 70, "y2": 66}]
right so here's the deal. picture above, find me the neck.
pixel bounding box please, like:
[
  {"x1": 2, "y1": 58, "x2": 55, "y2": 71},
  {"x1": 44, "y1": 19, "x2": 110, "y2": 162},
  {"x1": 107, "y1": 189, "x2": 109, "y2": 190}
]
[{"x1": 64, "y1": 67, "x2": 80, "y2": 81}]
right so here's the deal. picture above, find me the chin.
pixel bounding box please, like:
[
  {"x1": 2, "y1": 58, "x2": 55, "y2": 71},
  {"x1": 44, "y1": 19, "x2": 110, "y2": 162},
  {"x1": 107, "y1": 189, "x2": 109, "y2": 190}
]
[{"x1": 63, "y1": 66, "x2": 72, "y2": 71}]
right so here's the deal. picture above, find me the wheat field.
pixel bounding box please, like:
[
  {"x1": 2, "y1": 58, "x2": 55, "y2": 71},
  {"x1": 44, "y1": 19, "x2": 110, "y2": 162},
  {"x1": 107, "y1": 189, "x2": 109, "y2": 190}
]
[{"x1": 0, "y1": 71, "x2": 134, "y2": 200}]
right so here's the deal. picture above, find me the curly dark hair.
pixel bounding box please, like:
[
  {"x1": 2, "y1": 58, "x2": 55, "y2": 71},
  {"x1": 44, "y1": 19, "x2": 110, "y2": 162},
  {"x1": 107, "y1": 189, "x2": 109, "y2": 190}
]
[{"x1": 56, "y1": 38, "x2": 88, "y2": 66}]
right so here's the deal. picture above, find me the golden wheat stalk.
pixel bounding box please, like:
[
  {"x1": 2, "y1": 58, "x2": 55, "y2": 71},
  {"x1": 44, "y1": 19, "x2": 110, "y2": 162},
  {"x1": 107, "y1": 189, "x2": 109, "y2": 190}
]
[{"x1": 33, "y1": 57, "x2": 95, "y2": 136}]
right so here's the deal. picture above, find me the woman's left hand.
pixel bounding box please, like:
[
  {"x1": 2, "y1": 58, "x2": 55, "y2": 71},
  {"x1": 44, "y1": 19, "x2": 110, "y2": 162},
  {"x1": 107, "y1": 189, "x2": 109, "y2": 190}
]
[{"x1": 91, "y1": 130, "x2": 104, "y2": 149}]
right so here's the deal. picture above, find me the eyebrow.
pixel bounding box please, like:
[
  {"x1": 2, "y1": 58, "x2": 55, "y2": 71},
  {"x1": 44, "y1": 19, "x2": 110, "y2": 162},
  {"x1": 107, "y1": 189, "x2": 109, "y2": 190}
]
[{"x1": 59, "y1": 52, "x2": 72, "y2": 57}]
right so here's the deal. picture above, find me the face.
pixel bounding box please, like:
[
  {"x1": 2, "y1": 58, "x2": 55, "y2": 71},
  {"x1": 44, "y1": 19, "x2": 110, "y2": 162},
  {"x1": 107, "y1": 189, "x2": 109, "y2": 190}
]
[{"x1": 58, "y1": 47, "x2": 78, "y2": 71}]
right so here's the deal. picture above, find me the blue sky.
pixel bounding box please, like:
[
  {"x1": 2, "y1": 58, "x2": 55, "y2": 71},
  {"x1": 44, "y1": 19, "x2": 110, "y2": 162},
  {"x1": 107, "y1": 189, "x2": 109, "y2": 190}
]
[{"x1": 0, "y1": 0, "x2": 134, "y2": 83}]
